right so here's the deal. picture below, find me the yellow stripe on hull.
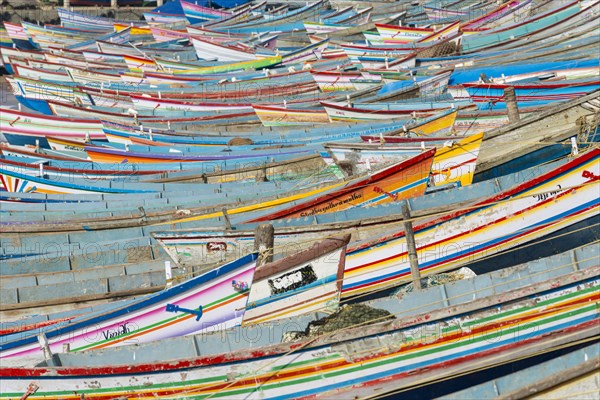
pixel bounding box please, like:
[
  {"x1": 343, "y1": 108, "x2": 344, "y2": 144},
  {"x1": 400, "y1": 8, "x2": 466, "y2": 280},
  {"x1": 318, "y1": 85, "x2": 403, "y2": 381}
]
[{"x1": 161, "y1": 181, "x2": 347, "y2": 224}]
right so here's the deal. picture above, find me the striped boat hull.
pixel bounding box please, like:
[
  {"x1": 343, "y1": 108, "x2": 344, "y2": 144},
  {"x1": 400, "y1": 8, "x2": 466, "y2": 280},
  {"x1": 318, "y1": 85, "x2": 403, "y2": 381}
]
[
  {"x1": 1, "y1": 260, "x2": 596, "y2": 398},
  {"x1": 0, "y1": 255, "x2": 258, "y2": 359}
]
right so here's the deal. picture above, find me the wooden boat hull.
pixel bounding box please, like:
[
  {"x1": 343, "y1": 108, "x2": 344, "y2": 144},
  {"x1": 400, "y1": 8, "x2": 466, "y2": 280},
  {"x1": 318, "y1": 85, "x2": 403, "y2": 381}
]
[
  {"x1": 310, "y1": 70, "x2": 365, "y2": 92},
  {"x1": 327, "y1": 131, "x2": 483, "y2": 184},
  {"x1": 0, "y1": 107, "x2": 105, "y2": 141},
  {"x1": 321, "y1": 101, "x2": 458, "y2": 123},
  {"x1": 1, "y1": 255, "x2": 596, "y2": 398},
  {"x1": 154, "y1": 149, "x2": 600, "y2": 298},
  {"x1": 241, "y1": 235, "x2": 349, "y2": 326},
  {"x1": 0, "y1": 167, "x2": 155, "y2": 195},
  {"x1": 248, "y1": 148, "x2": 436, "y2": 221},
  {"x1": 252, "y1": 105, "x2": 330, "y2": 126},
  {"x1": 0, "y1": 254, "x2": 258, "y2": 359}
]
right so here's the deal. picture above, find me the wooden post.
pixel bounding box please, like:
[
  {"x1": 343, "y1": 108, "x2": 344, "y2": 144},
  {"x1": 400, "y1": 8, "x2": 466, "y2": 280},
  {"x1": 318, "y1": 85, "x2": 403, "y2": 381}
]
[
  {"x1": 255, "y1": 164, "x2": 268, "y2": 182},
  {"x1": 38, "y1": 333, "x2": 53, "y2": 361},
  {"x1": 111, "y1": 0, "x2": 117, "y2": 9},
  {"x1": 254, "y1": 224, "x2": 274, "y2": 267},
  {"x1": 164, "y1": 261, "x2": 172, "y2": 287},
  {"x1": 157, "y1": 0, "x2": 164, "y2": 5},
  {"x1": 504, "y1": 86, "x2": 520, "y2": 124},
  {"x1": 64, "y1": 0, "x2": 70, "y2": 8},
  {"x1": 222, "y1": 208, "x2": 232, "y2": 230},
  {"x1": 401, "y1": 201, "x2": 422, "y2": 290}
]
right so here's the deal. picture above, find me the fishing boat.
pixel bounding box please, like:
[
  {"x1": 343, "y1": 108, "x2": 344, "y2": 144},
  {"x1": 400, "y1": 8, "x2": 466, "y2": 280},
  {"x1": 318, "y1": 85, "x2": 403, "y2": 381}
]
[
  {"x1": 0, "y1": 107, "x2": 106, "y2": 141},
  {"x1": 247, "y1": 148, "x2": 436, "y2": 221},
  {"x1": 320, "y1": 100, "x2": 465, "y2": 124},
  {"x1": 152, "y1": 147, "x2": 599, "y2": 297},
  {"x1": 1, "y1": 1, "x2": 599, "y2": 394},
  {"x1": 0, "y1": 235, "x2": 350, "y2": 359},
  {"x1": 452, "y1": 77, "x2": 600, "y2": 109},
  {"x1": 1, "y1": 242, "x2": 596, "y2": 398},
  {"x1": 252, "y1": 104, "x2": 330, "y2": 126},
  {"x1": 462, "y1": 0, "x2": 591, "y2": 53},
  {"x1": 325, "y1": 132, "x2": 484, "y2": 185}
]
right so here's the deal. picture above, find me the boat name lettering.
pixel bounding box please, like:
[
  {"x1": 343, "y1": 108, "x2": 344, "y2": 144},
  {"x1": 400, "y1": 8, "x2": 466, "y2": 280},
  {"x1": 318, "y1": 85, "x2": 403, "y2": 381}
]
[
  {"x1": 166, "y1": 303, "x2": 203, "y2": 321},
  {"x1": 101, "y1": 322, "x2": 133, "y2": 340},
  {"x1": 207, "y1": 242, "x2": 227, "y2": 252},
  {"x1": 373, "y1": 186, "x2": 398, "y2": 201},
  {"x1": 582, "y1": 170, "x2": 600, "y2": 181},
  {"x1": 299, "y1": 192, "x2": 363, "y2": 217},
  {"x1": 268, "y1": 264, "x2": 317, "y2": 295},
  {"x1": 533, "y1": 185, "x2": 562, "y2": 202}
]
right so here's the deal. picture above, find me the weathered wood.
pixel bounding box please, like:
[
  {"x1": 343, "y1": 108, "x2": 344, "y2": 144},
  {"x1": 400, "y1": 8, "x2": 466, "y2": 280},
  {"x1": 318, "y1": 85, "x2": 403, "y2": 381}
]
[
  {"x1": 222, "y1": 208, "x2": 232, "y2": 230},
  {"x1": 255, "y1": 164, "x2": 268, "y2": 182},
  {"x1": 37, "y1": 333, "x2": 52, "y2": 361},
  {"x1": 164, "y1": 261, "x2": 172, "y2": 288},
  {"x1": 253, "y1": 234, "x2": 350, "y2": 281},
  {"x1": 401, "y1": 201, "x2": 422, "y2": 290},
  {"x1": 142, "y1": 154, "x2": 324, "y2": 184},
  {"x1": 504, "y1": 86, "x2": 520, "y2": 124},
  {"x1": 0, "y1": 286, "x2": 160, "y2": 313},
  {"x1": 254, "y1": 224, "x2": 274, "y2": 267},
  {"x1": 498, "y1": 358, "x2": 600, "y2": 400},
  {"x1": 475, "y1": 89, "x2": 600, "y2": 176}
]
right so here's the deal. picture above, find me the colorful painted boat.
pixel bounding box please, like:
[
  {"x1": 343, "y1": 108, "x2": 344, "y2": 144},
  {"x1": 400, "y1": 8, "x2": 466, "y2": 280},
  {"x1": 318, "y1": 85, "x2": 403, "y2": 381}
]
[
  {"x1": 303, "y1": 6, "x2": 373, "y2": 34},
  {"x1": 190, "y1": 36, "x2": 268, "y2": 62},
  {"x1": 241, "y1": 234, "x2": 349, "y2": 326},
  {"x1": 424, "y1": 5, "x2": 469, "y2": 22},
  {"x1": 320, "y1": 100, "x2": 465, "y2": 123},
  {"x1": 356, "y1": 108, "x2": 460, "y2": 138},
  {"x1": 0, "y1": 25, "x2": 12, "y2": 49},
  {"x1": 252, "y1": 104, "x2": 330, "y2": 126},
  {"x1": 1, "y1": 245, "x2": 596, "y2": 398},
  {"x1": 310, "y1": 69, "x2": 366, "y2": 92},
  {"x1": 429, "y1": 131, "x2": 484, "y2": 187},
  {"x1": 461, "y1": 0, "x2": 534, "y2": 31},
  {"x1": 0, "y1": 166, "x2": 159, "y2": 195},
  {"x1": 374, "y1": 23, "x2": 434, "y2": 43},
  {"x1": 56, "y1": 7, "x2": 148, "y2": 31},
  {"x1": 247, "y1": 148, "x2": 436, "y2": 221},
  {"x1": 453, "y1": 77, "x2": 600, "y2": 109},
  {"x1": 340, "y1": 148, "x2": 599, "y2": 297},
  {"x1": 153, "y1": 148, "x2": 600, "y2": 298},
  {"x1": 2, "y1": 22, "x2": 34, "y2": 50},
  {"x1": 462, "y1": 1, "x2": 585, "y2": 53},
  {"x1": 0, "y1": 107, "x2": 105, "y2": 141},
  {"x1": 171, "y1": 55, "x2": 282, "y2": 75},
  {"x1": 325, "y1": 131, "x2": 484, "y2": 186},
  {"x1": 4, "y1": 75, "x2": 93, "y2": 113},
  {"x1": 0, "y1": 156, "x2": 166, "y2": 182},
  {"x1": 0, "y1": 234, "x2": 349, "y2": 359},
  {"x1": 180, "y1": 0, "x2": 233, "y2": 24},
  {"x1": 0, "y1": 253, "x2": 258, "y2": 358}
]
